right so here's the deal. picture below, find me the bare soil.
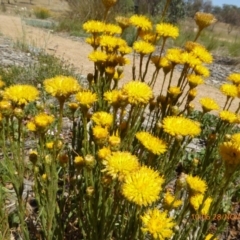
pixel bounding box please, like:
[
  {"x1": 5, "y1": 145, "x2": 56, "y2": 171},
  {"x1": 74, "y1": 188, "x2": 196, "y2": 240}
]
[{"x1": 0, "y1": 0, "x2": 239, "y2": 113}]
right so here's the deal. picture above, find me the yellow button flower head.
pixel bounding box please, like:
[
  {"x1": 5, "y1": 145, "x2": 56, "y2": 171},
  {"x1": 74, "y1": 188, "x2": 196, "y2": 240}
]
[
  {"x1": 88, "y1": 51, "x2": 108, "y2": 63},
  {"x1": 181, "y1": 52, "x2": 202, "y2": 68},
  {"x1": 187, "y1": 74, "x2": 204, "y2": 88},
  {"x1": 168, "y1": 86, "x2": 181, "y2": 98},
  {"x1": 185, "y1": 41, "x2": 202, "y2": 52},
  {"x1": 136, "y1": 131, "x2": 167, "y2": 155},
  {"x1": 91, "y1": 111, "x2": 113, "y2": 128},
  {"x1": 75, "y1": 90, "x2": 97, "y2": 109},
  {"x1": 191, "y1": 45, "x2": 213, "y2": 64},
  {"x1": 122, "y1": 81, "x2": 153, "y2": 105},
  {"x1": 163, "y1": 116, "x2": 201, "y2": 138},
  {"x1": 194, "y1": 12, "x2": 217, "y2": 30},
  {"x1": 3, "y1": 84, "x2": 39, "y2": 107},
  {"x1": 140, "y1": 31, "x2": 158, "y2": 44},
  {"x1": 100, "y1": 35, "x2": 119, "y2": 52},
  {"x1": 163, "y1": 191, "x2": 182, "y2": 209},
  {"x1": 104, "y1": 89, "x2": 122, "y2": 106},
  {"x1": 92, "y1": 125, "x2": 109, "y2": 140},
  {"x1": 102, "y1": 0, "x2": 117, "y2": 9},
  {"x1": 166, "y1": 48, "x2": 183, "y2": 65},
  {"x1": 27, "y1": 112, "x2": 54, "y2": 132},
  {"x1": 188, "y1": 89, "x2": 197, "y2": 101},
  {"x1": 118, "y1": 45, "x2": 132, "y2": 55},
  {"x1": 219, "y1": 110, "x2": 238, "y2": 124},
  {"x1": 115, "y1": 16, "x2": 130, "y2": 30},
  {"x1": 227, "y1": 73, "x2": 240, "y2": 85},
  {"x1": 85, "y1": 36, "x2": 100, "y2": 48},
  {"x1": 156, "y1": 23, "x2": 179, "y2": 39},
  {"x1": 186, "y1": 175, "x2": 207, "y2": 195},
  {"x1": 98, "y1": 147, "x2": 111, "y2": 160},
  {"x1": 194, "y1": 64, "x2": 210, "y2": 77},
  {"x1": 83, "y1": 20, "x2": 105, "y2": 34},
  {"x1": 130, "y1": 15, "x2": 152, "y2": 31},
  {"x1": 190, "y1": 194, "x2": 213, "y2": 215},
  {"x1": 220, "y1": 83, "x2": 238, "y2": 98},
  {"x1": 141, "y1": 209, "x2": 175, "y2": 239},
  {"x1": 104, "y1": 23, "x2": 122, "y2": 35},
  {"x1": 102, "y1": 151, "x2": 139, "y2": 180},
  {"x1": 122, "y1": 166, "x2": 164, "y2": 206},
  {"x1": 200, "y1": 97, "x2": 219, "y2": 112},
  {"x1": 231, "y1": 133, "x2": 240, "y2": 143},
  {"x1": 0, "y1": 100, "x2": 12, "y2": 111},
  {"x1": 44, "y1": 76, "x2": 81, "y2": 103},
  {"x1": 133, "y1": 40, "x2": 155, "y2": 55},
  {"x1": 219, "y1": 141, "x2": 240, "y2": 165}
]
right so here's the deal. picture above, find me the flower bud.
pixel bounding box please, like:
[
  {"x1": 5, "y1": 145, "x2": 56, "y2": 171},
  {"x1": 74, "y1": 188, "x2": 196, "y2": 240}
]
[
  {"x1": 29, "y1": 150, "x2": 38, "y2": 165},
  {"x1": 74, "y1": 156, "x2": 85, "y2": 169},
  {"x1": 86, "y1": 186, "x2": 95, "y2": 198},
  {"x1": 85, "y1": 154, "x2": 96, "y2": 170}
]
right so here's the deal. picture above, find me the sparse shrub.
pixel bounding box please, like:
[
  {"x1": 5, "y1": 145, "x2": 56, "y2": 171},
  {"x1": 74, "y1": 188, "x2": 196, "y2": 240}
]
[{"x1": 33, "y1": 7, "x2": 51, "y2": 19}]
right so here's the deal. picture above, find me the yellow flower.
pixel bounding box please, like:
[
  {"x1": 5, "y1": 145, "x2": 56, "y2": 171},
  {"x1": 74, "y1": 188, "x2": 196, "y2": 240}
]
[
  {"x1": 151, "y1": 56, "x2": 170, "y2": 69},
  {"x1": 3, "y1": 84, "x2": 39, "y2": 106},
  {"x1": 83, "y1": 20, "x2": 105, "y2": 34},
  {"x1": 104, "y1": 23, "x2": 122, "y2": 35},
  {"x1": 205, "y1": 234, "x2": 218, "y2": 240},
  {"x1": 166, "y1": 48, "x2": 183, "y2": 65},
  {"x1": 187, "y1": 74, "x2": 204, "y2": 88},
  {"x1": 194, "y1": 12, "x2": 217, "y2": 30},
  {"x1": 168, "y1": 86, "x2": 181, "y2": 98},
  {"x1": 191, "y1": 45, "x2": 213, "y2": 64},
  {"x1": 181, "y1": 52, "x2": 202, "y2": 68},
  {"x1": 75, "y1": 90, "x2": 97, "y2": 108},
  {"x1": 0, "y1": 79, "x2": 5, "y2": 89},
  {"x1": 133, "y1": 40, "x2": 155, "y2": 55},
  {"x1": 0, "y1": 100, "x2": 12, "y2": 116},
  {"x1": 115, "y1": 16, "x2": 130, "y2": 30},
  {"x1": 92, "y1": 126, "x2": 109, "y2": 140},
  {"x1": 74, "y1": 156, "x2": 85, "y2": 167},
  {"x1": 88, "y1": 51, "x2": 108, "y2": 62},
  {"x1": 102, "y1": 151, "x2": 139, "y2": 180},
  {"x1": 109, "y1": 134, "x2": 121, "y2": 147},
  {"x1": 219, "y1": 141, "x2": 240, "y2": 165},
  {"x1": 44, "y1": 76, "x2": 81, "y2": 102},
  {"x1": 141, "y1": 209, "x2": 175, "y2": 240},
  {"x1": 186, "y1": 175, "x2": 207, "y2": 195},
  {"x1": 122, "y1": 81, "x2": 153, "y2": 105},
  {"x1": 91, "y1": 111, "x2": 113, "y2": 128},
  {"x1": 140, "y1": 31, "x2": 158, "y2": 44},
  {"x1": 190, "y1": 194, "x2": 212, "y2": 215},
  {"x1": 118, "y1": 45, "x2": 132, "y2": 55},
  {"x1": 136, "y1": 131, "x2": 167, "y2": 155},
  {"x1": 100, "y1": 35, "x2": 119, "y2": 52},
  {"x1": 163, "y1": 116, "x2": 201, "y2": 138},
  {"x1": 85, "y1": 36, "x2": 100, "y2": 48},
  {"x1": 102, "y1": 0, "x2": 117, "y2": 9},
  {"x1": 194, "y1": 64, "x2": 210, "y2": 77},
  {"x1": 200, "y1": 97, "x2": 219, "y2": 112},
  {"x1": 97, "y1": 147, "x2": 111, "y2": 160},
  {"x1": 163, "y1": 191, "x2": 182, "y2": 209},
  {"x1": 27, "y1": 112, "x2": 54, "y2": 132},
  {"x1": 156, "y1": 23, "x2": 179, "y2": 39},
  {"x1": 129, "y1": 15, "x2": 152, "y2": 31},
  {"x1": 122, "y1": 166, "x2": 164, "y2": 206},
  {"x1": 220, "y1": 83, "x2": 238, "y2": 98},
  {"x1": 46, "y1": 141, "x2": 54, "y2": 149},
  {"x1": 188, "y1": 89, "x2": 197, "y2": 101},
  {"x1": 219, "y1": 110, "x2": 238, "y2": 124},
  {"x1": 227, "y1": 73, "x2": 240, "y2": 85},
  {"x1": 68, "y1": 102, "x2": 79, "y2": 112},
  {"x1": 104, "y1": 90, "x2": 122, "y2": 106},
  {"x1": 231, "y1": 133, "x2": 240, "y2": 143},
  {"x1": 185, "y1": 41, "x2": 202, "y2": 52}
]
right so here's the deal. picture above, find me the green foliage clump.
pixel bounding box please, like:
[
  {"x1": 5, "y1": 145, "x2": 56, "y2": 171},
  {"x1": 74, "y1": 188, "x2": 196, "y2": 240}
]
[{"x1": 33, "y1": 7, "x2": 51, "y2": 19}]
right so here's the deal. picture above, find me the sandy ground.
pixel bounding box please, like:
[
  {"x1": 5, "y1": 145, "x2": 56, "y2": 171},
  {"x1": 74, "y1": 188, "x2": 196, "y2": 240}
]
[{"x1": 0, "y1": 11, "x2": 239, "y2": 112}]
